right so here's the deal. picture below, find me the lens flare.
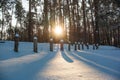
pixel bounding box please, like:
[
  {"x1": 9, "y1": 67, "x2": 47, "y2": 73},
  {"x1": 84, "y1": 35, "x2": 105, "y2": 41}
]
[{"x1": 54, "y1": 26, "x2": 62, "y2": 35}]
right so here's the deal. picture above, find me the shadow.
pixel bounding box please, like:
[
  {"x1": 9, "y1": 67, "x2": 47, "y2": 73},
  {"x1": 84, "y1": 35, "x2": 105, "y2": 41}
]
[
  {"x1": 0, "y1": 42, "x2": 54, "y2": 61},
  {"x1": 77, "y1": 50, "x2": 120, "y2": 62},
  {"x1": 61, "y1": 51, "x2": 73, "y2": 63},
  {"x1": 67, "y1": 51, "x2": 120, "y2": 79},
  {"x1": 1, "y1": 51, "x2": 57, "y2": 80}
]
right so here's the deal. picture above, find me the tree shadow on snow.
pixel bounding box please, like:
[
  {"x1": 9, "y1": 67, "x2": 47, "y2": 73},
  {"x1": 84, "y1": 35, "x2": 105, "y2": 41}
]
[
  {"x1": 61, "y1": 51, "x2": 73, "y2": 63},
  {"x1": 66, "y1": 50, "x2": 120, "y2": 79},
  {"x1": 2, "y1": 51, "x2": 57, "y2": 80}
]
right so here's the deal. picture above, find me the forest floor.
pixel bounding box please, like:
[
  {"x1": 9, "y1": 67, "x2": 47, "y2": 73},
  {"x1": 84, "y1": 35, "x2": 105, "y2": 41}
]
[{"x1": 0, "y1": 41, "x2": 120, "y2": 80}]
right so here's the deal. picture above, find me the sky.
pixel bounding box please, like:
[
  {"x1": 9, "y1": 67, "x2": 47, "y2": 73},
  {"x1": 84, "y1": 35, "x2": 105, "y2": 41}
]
[
  {"x1": 12, "y1": 0, "x2": 29, "y2": 27},
  {"x1": 22, "y1": 0, "x2": 29, "y2": 11}
]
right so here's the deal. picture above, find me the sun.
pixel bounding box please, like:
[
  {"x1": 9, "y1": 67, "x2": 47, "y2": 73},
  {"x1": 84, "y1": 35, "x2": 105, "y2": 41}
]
[{"x1": 54, "y1": 26, "x2": 62, "y2": 35}]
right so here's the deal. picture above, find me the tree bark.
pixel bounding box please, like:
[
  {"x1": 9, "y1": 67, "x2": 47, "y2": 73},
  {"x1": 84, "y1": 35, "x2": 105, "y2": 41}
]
[
  {"x1": 82, "y1": 0, "x2": 87, "y2": 44},
  {"x1": 28, "y1": 0, "x2": 32, "y2": 42}
]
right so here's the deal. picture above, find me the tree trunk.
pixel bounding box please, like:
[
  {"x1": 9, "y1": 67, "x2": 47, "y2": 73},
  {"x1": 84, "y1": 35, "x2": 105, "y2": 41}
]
[
  {"x1": 82, "y1": 0, "x2": 87, "y2": 44},
  {"x1": 1, "y1": 8, "x2": 4, "y2": 40},
  {"x1": 28, "y1": 0, "x2": 32, "y2": 42},
  {"x1": 43, "y1": 0, "x2": 49, "y2": 42},
  {"x1": 94, "y1": 0, "x2": 99, "y2": 44}
]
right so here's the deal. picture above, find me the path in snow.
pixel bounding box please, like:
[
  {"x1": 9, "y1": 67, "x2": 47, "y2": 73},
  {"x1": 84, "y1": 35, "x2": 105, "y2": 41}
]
[
  {"x1": 0, "y1": 42, "x2": 120, "y2": 80},
  {"x1": 35, "y1": 50, "x2": 120, "y2": 80}
]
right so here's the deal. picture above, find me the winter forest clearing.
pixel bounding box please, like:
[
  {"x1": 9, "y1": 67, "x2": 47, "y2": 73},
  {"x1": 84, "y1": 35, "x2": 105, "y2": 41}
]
[
  {"x1": 0, "y1": 0, "x2": 120, "y2": 80},
  {"x1": 0, "y1": 41, "x2": 120, "y2": 80}
]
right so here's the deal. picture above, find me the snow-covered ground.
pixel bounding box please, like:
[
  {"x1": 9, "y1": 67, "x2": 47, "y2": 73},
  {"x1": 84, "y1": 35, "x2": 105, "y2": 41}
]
[{"x1": 0, "y1": 41, "x2": 120, "y2": 80}]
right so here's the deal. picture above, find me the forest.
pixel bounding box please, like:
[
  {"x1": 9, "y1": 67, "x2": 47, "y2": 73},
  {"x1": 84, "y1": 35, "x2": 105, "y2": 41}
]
[{"x1": 0, "y1": 0, "x2": 120, "y2": 47}]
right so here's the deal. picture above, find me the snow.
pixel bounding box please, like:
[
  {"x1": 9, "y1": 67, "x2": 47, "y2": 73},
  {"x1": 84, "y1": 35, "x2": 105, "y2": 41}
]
[
  {"x1": 0, "y1": 41, "x2": 120, "y2": 80},
  {"x1": 34, "y1": 37, "x2": 37, "y2": 40},
  {"x1": 15, "y1": 34, "x2": 19, "y2": 37}
]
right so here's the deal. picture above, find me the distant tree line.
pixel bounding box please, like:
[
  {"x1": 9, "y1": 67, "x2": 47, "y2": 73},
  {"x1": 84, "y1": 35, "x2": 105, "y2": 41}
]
[{"x1": 0, "y1": 0, "x2": 120, "y2": 47}]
